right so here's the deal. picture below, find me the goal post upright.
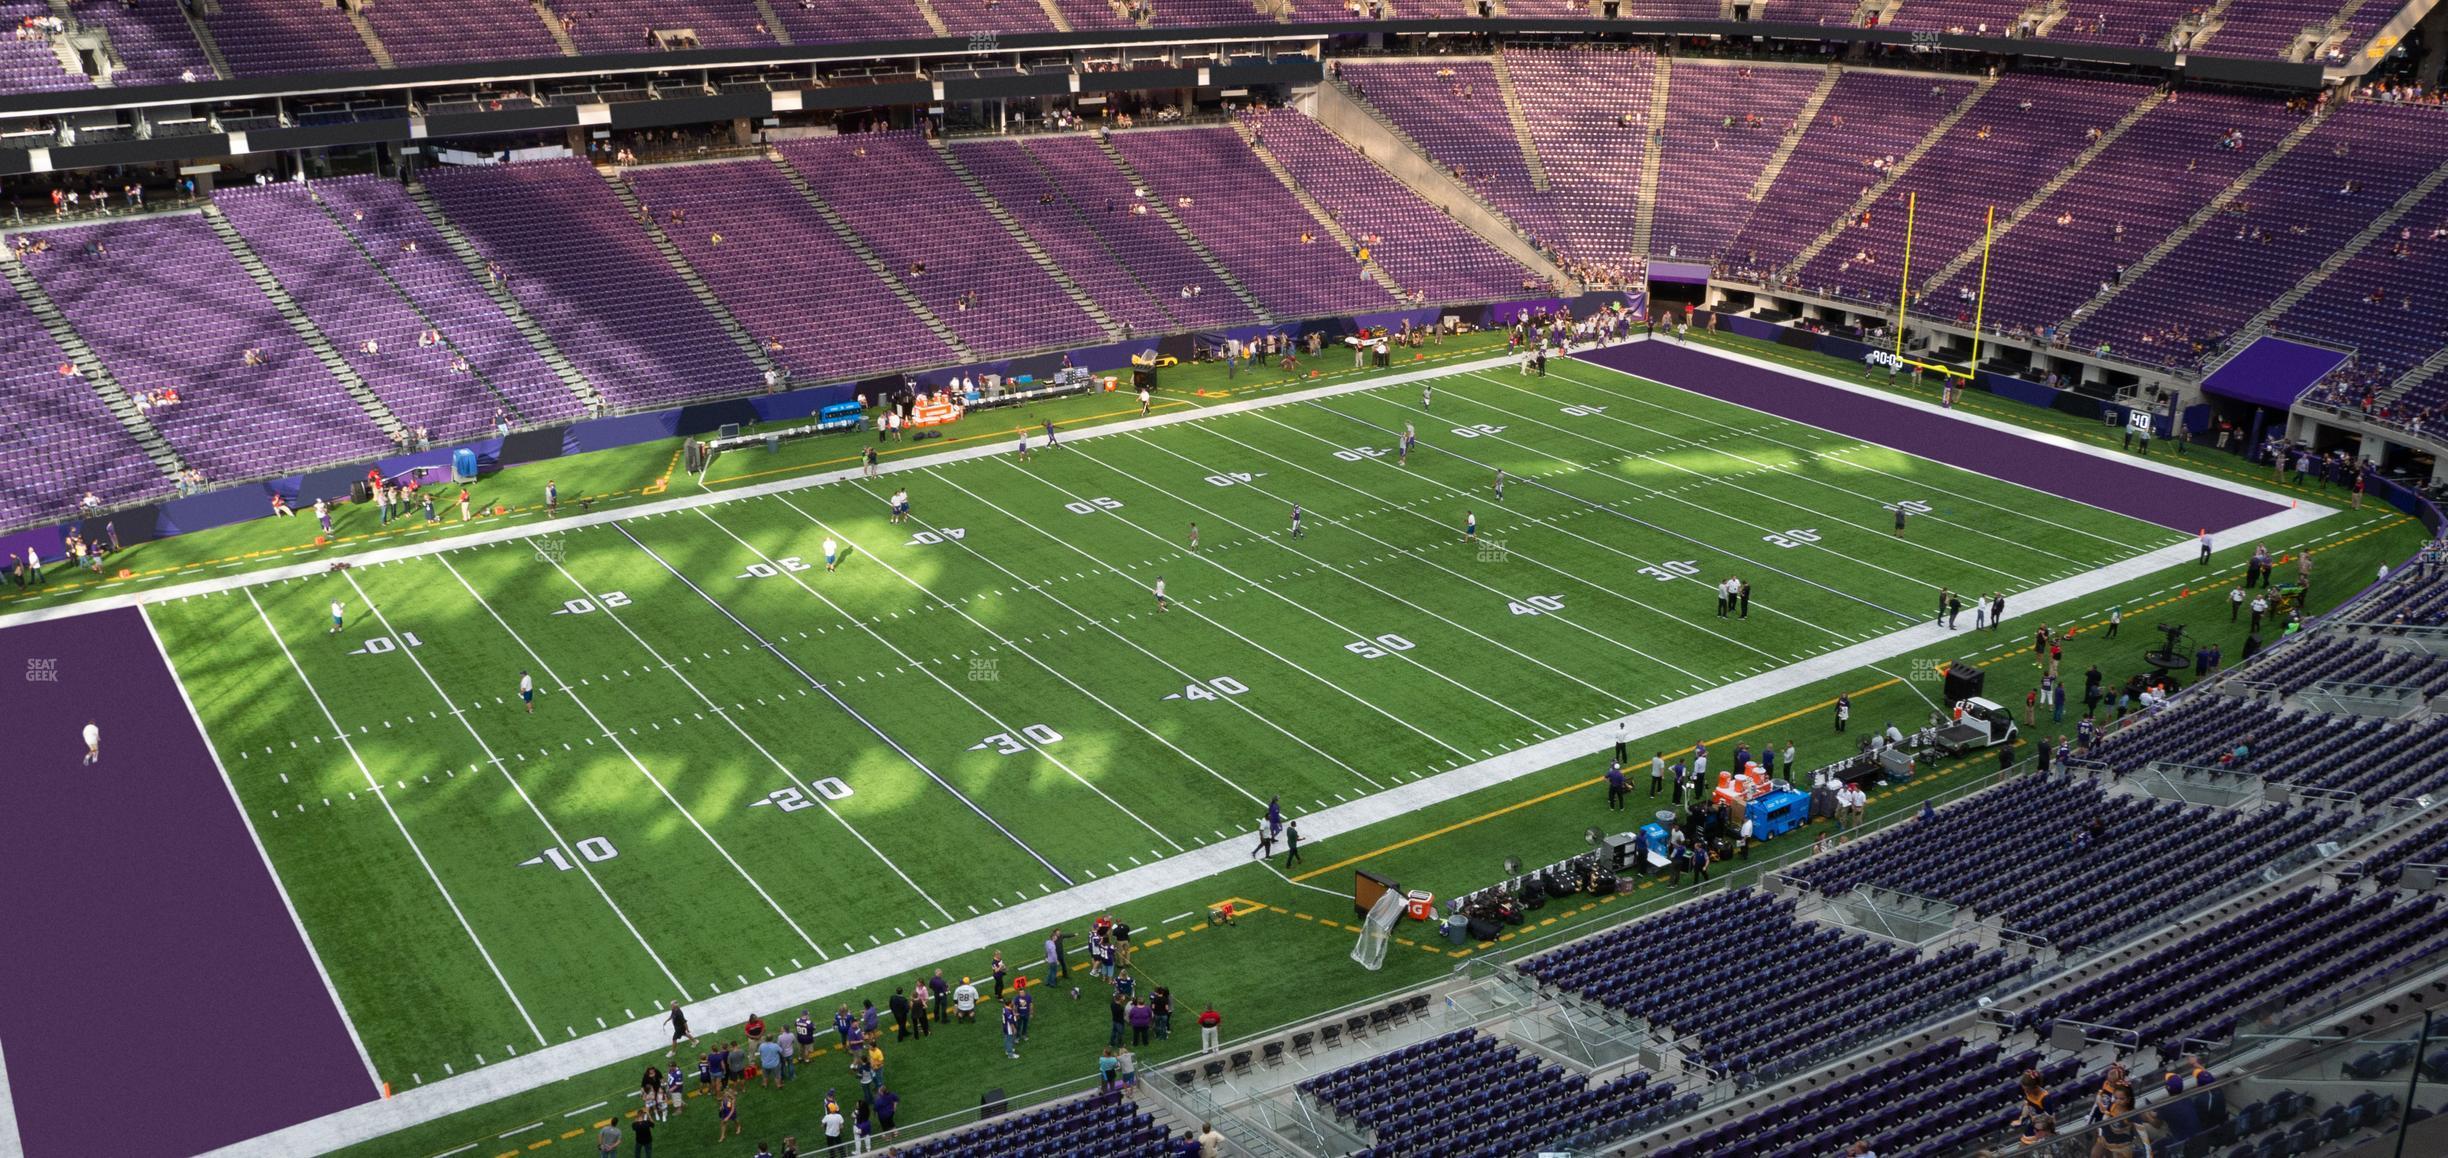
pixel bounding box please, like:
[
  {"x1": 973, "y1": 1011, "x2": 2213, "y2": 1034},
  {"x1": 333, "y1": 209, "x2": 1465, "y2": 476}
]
[
  {"x1": 1969, "y1": 204, "x2": 1995, "y2": 375},
  {"x1": 1894, "y1": 190, "x2": 1917, "y2": 362}
]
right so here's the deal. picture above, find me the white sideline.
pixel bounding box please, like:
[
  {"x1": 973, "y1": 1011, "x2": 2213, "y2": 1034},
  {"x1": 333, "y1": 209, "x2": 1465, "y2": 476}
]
[
  {"x1": 0, "y1": 353, "x2": 1521, "y2": 635},
  {"x1": 190, "y1": 340, "x2": 2335, "y2": 1158},
  {"x1": 0, "y1": 1030, "x2": 21, "y2": 1158}
]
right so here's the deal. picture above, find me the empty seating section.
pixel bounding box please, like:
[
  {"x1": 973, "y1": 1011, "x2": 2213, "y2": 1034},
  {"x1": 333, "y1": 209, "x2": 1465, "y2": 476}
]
[
  {"x1": 1884, "y1": 0, "x2": 2031, "y2": 33},
  {"x1": 780, "y1": 134, "x2": 1107, "y2": 354},
  {"x1": 1789, "y1": 776, "x2": 2350, "y2": 948},
  {"x1": 930, "y1": 0, "x2": 1061, "y2": 33},
  {"x1": 1649, "y1": 62, "x2": 1823, "y2": 262},
  {"x1": 562, "y1": 0, "x2": 779, "y2": 52},
  {"x1": 952, "y1": 139, "x2": 1183, "y2": 335},
  {"x1": 1925, "y1": 91, "x2": 2298, "y2": 336},
  {"x1": 2342, "y1": 561, "x2": 2448, "y2": 626},
  {"x1": 307, "y1": 176, "x2": 585, "y2": 427},
  {"x1": 0, "y1": 2, "x2": 81, "y2": 92},
  {"x1": 2076, "y1": 104, "x2": 2448, "y2": 367},
  {"x1": 0, "y1": 291, "x2": 166, "y2": 527},
  {"x1": 1145, "y1": 0, "x2": 1264, "y2": 26},
  {"x1": 1111, "y1": 127, "x2": 1397, "y2": 319},
  {"x1": 79, "y1": 4, "x2": 211, "y2": 87},
  {"x1": 363, "y1": 0, "x2": 563, "y2": 67},
  {"x1": 2331, "y1": 1, "x2": 2407, "y2": 61},
  {"x1": 2083, "y1": 695, "x2": 2448, "y2": 804},
  {"x1": 2011, "y1": 886, "x2": 2448, "y2": 1058},
  {"x1": 423, "y1": 159, "x2": 760, "y2": 410},
  {"x1": 1334, "y1": 59, "x2": 1567, "y2": 252},
  {"x1": 206, "y1": 0, "x2": 377, "y2": 76},
  {"x1": 1502, "y1": 47, "x2": 1656, "y2": 267},
  {"x1": 1759, "y1": 0, "x2": 1863, "y2": 26},
  {"x1": 2049, "y1": 1, "x2": 2198, "y2": 47},
  {"x1": 1721, "y1": 70, "x2": 1977, "y2": 277},
  {"x1": 1520, "y1": 889, "x2": 2031, "y2": 1077},
  {"x1": 22, "y1": 216, "x2": 391, "y2": 483},
  {"x1": 1016, "y1": 136, "x2": 1257, "y2": 329},
  {"x1": 1245, "y1": 109, "x2": 1529, "y2": 302},
  {"x1": 1298, "y1": 1030, "x2": 1690, "y2": 1157},
  {"x1": 2347, "y1": 812, "x2": 2448, "y2": 885},
  {"x1": 1049, "y1": 0, "x2": 1143, "y2": 29},
  {"x1": 2275, "y1": 179, "x2": 2448, "y2": 378},
  {"x1": 891, "y1": 1090, "x2": 1189, "y2": 1157},
  {"x1": 620, "y1": 159, "x2": 958, "y2": 383},
  {"x1": 770, "y1": 0, "x2": 937, "y2": 42},
  {"x1": 2229, "y1": 635, "x2": 2448, "y2": 697},
  {"x1": 1652, "y1": 1038, "x2": 2074, "y2": 1158},
  {"x1": 214, "y1": 186, "x2": 542, "y2": 441},
  {"x1": 1622, "y1": 0, "x2": 1726, "y2": 17},
  {"x1": 2204, "y1": 0, "x2": 2338, "y2": 59},
  {"x1": 1795, "y1": 74, "x2": 2153, "y2": 304}
]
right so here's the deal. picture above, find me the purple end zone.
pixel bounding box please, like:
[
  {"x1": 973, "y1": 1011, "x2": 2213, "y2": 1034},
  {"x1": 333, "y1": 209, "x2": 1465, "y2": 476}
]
[
  {"x1": 0, "y1": 606, "x2": 375, "y2": 1157},
  {"x1": 1578, "y1": 342, "x2": 2284, "y2": 533}
]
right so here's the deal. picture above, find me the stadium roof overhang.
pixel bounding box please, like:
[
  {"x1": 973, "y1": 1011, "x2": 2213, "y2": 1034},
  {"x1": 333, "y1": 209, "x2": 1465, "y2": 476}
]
[{"x1": 0, "y1": 15, "x2": 2324, "y2": 123}]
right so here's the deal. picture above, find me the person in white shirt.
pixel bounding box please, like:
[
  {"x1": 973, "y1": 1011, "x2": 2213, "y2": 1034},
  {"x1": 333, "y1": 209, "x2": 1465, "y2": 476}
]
[
  {"x1": 329, "y1": 599, "x2": 345, "y2": 635},
  {"x1": 1153, "y1": 576, "x2": 1168, "y2": 612},
  {"x1": 822, "y1": 1105, "x2": 844, "y2": 1150},
  {"x1": 1837, "y1": 783, "x2": 1868, "y2": 830},
  {"x1": 1199, "y1": 1122, "x2": 1227, "y2": 1157},
  {"x1": 82, "y1": 720, "x2": 99, "y2": 765},
  {"x1": 823, "y1": 537, "x2": 839, "y2": 573},
  {"x1": 952, "y1": 978, "x2": 980, "y2": 1021},
  {"x1": 519, "y1": 672, "x2": 535, "y2": 714}
]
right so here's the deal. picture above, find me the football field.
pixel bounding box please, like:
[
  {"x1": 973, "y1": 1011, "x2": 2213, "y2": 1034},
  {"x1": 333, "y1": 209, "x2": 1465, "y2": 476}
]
[{"x1": 142, "y1": 349, "x2": 2224, "y2": 1095}]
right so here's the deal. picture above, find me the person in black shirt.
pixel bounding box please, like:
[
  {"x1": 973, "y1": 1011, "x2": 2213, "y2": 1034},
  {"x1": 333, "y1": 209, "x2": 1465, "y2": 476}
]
[{"x1": 629, "y1": 1111, "x2": 653, "y2": 1157}]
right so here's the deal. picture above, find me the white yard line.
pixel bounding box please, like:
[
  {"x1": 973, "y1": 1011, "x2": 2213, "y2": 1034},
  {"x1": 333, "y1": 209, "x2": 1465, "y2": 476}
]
[
  {"x1": 916, "y1": 466, "x2": 1473, "y2": 764},
  {"x1": 1351, "y1": 387, "x2": 1960, "y2": 611},
  {"x1": 1041, "y1": 446, "x2": 1618, "y2": 725},
  {"x1": 605, "y1": 520, "x2": 1078, "y2": 886},
  {"x1": 491, "y1": 551, "x2": 953, "y2": 923},
  {"x1": 683, "y1": 506, "x2": 1184, "y2": 854},
  {"x1": 1490, "y1": 368, "x2": 2115, "y2": 568},
  {"x1": 141, "y1": 604, "x2": 384, "y2": 1095},
  {"x1": 1238, "y1": 406, "x2": 1847, "y2": 657},
  {"x1": 436, "y1": 554, "x2": 832, "y2": 949},
  {"x1": 1122, "y1": 428, "x2": 1709, "y2": 684},
  {"x1": 200, "y1": 489, "x2": 2330, "y2": 1158},
  {"x1": 242, "y1": 588, "x2": 547, "y2": 1047},
  {"x1": 0, "y1": 354, "x2": 1524, "y2": 636},
  {"x1": 1181, "y1": 418, "x2": 1779, "y2": 675},
  {"x1": 1580, "y1": 342, "x2": 2315, "y2": 534},
  {"x1": 1454, "y1": 372, "x2": 2043, "y2": 583},
  {"x1": 772, "y1": 491, "x2": 1279, "y2": 804},
  {"x1": 839, "y1": 481, "x2": 1386, "y2": 792},
  {"x1": 338, "y1": 570, "x2": 692, "y2": 999}
]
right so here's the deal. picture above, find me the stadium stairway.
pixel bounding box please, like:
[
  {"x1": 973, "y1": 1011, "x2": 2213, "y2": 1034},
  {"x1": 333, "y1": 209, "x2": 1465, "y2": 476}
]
[
  {"x1": 1775, "y1": 74, "x2": 1996, "y2": 282},
  {"x1": 2057, "y1": 98, "x2": 2336, "y2": 336},
  {"x1": 342, "y1": 5, "x2": 394, "y2": 70},
  {"x1": 200, "y1": 204, "x2": 409, "y2": 446},
  {"x1": 1630, "y1": 56, "x2": 1670, "y2": 258},
  {"x1": 175, "y1": 0, "x2": 230, "y2": 81},
  {"x1": 596, "y1": 166, "x2": 783, "y2": 384},
  {"x1": 2386, "y1": 341, "x2": 2448, "y2": 398},
  {"x1": 1092, "y1": 133, "x2": 1276, "y2": 326},
  {"x1": 2230, "y1": 152, "x2": 2448, "y2": 345},
  {"x1": 931, "y1": 139, "x2": 1128, "y2": 344},
  {"x1": 912, "y1": 0, "x2": 953, "y2": 36},
  {"x1": 753, "y1": 0, "x2": 795, "y2": 43},
  {"x1": 402, "y1": 181, "x2": 603, "y2": 413},
  {"x1": 1235, "y1": 119, "x2": 1409, "y2": 300},
  {"x1": 530, "y1": 1, "x2": 581, "y2": 55},
  {"x1": 769, "y1": 154, "x2": 976, "y2": 362},
  {"x1": 1912, "y1": 90, "x2": 2168, "y2": 296},
  {"x1": 1036, "y1": 0, "x2": 1075, "y2": 30},
  {"x1": 1490, "y1": 47, "x2": 1552, "y2": 193},
  {"x1": 1746, "y1": 62, "x2": 1843, "y2": 205},
  {"x1": 0, "y1": 248, "x2": 186, "y2": 484}
]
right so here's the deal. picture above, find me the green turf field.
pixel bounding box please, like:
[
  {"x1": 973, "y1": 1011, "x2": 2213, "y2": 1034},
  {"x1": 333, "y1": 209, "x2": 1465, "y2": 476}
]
[{"x1": 141, "y1": 350, "x2": 2212, "y2": 1100}]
